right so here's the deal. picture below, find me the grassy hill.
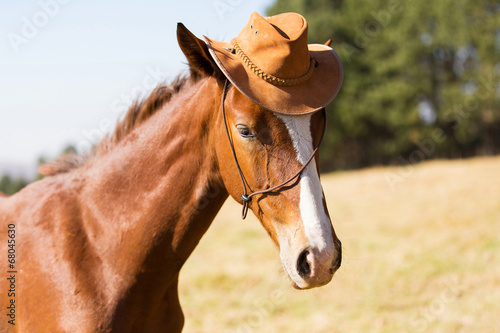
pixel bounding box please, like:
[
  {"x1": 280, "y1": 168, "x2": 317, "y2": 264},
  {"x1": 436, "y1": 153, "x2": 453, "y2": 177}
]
[{"x1": 179, "y1": 156, "x2": 500, "y2": 333}]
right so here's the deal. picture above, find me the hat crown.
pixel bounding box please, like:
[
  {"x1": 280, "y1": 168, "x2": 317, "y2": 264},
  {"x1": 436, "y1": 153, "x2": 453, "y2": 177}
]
[
  {"x1": 236, "y1": 12, "x2": 311, "y2": 79},
  {"x1": 203, "y1": 11, "x2": 343, "y2": 114}
]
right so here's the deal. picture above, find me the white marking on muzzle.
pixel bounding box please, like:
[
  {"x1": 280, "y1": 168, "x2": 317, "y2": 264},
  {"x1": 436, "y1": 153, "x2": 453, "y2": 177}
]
[{"x1": 276, "y1": 113, "x2": 334, "y2": 253}]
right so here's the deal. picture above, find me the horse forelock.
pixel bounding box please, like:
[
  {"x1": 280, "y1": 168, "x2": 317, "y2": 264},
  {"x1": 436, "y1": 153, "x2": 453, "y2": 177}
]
[{"x1": 40, "y1": 69, "x2": 202, "y2": 177}]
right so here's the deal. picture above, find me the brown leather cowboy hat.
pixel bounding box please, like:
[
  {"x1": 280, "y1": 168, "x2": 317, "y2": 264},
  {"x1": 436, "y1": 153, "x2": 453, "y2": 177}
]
[{"x1": 204, "y1": 12, "x2": 343, "y2": 115}]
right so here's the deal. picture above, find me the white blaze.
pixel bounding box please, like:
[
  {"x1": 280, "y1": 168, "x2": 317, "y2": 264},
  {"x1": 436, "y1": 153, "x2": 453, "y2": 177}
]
[{"x1": 276, "y1": 113, "x2": 333, "y2": 252}]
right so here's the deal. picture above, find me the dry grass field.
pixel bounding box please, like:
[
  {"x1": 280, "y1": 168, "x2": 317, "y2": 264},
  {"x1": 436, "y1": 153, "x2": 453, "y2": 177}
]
[{"x1": 179, "y1": 156, "x2": 500, "y2": 333}]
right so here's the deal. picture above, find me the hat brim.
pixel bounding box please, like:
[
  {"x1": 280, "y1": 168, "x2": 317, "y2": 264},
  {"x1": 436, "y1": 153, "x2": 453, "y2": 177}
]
[{"x1": 204, "y1": 36, "x2": 343, "y2": 115}]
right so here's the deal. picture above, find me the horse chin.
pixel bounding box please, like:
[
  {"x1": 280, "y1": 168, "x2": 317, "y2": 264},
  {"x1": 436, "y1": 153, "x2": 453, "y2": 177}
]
[
  {"x1": 290, "y1": 280, "x2": 302, "y2": 290},
  {"x1": 288, "y1": 276, "x2": 315, "y2": 290},
  {"x1": 290, "y1": 280, "x2": 309, "y2": 290},
  {"x1": 284, "y1": 269, "x2": 312, "y2": 290},
  {"x1": 289, "y1": 275, "x2": 333, "y2": 290}
]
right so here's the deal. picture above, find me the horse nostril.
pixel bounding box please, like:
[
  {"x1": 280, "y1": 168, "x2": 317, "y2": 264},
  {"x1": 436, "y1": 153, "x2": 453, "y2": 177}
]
[{"x1": 297, "y1": 249, "x2": 311, "y2": 278}]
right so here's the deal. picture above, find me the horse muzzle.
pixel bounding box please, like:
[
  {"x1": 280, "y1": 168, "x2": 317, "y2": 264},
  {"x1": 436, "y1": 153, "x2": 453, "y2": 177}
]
[{"x1": 282, "y1": 238, "x2": 342, "y2": 290}]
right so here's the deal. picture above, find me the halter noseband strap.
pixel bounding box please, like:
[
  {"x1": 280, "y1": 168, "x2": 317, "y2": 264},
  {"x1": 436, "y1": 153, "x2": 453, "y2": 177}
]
[{"x1": 221, "y1": 80, "x2": 326, "y2": 219}]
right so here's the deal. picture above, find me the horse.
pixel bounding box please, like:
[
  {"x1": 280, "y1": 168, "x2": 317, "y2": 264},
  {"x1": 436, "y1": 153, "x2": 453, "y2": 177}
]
[{"x1": 0, "y1": 22, "x2": 342, "y2": 332}]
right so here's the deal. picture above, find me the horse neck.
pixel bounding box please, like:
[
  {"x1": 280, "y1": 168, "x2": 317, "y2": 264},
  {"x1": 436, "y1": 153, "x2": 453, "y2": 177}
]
[{"x1": 81, "y1": 76, "x2": 228, "y2": 293}]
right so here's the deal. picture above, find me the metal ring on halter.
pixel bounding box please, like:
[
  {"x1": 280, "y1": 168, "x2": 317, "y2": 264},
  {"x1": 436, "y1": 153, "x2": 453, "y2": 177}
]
[
  {"x1": 241, "y1": 195, "x2": 251, "y2": 202},
  {"x1": 221, "y1": 80, "x2": 327, "y2": 219}
]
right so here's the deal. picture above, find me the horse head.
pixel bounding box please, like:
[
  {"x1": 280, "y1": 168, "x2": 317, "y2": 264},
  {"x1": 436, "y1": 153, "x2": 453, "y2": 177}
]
[{"x1": 177, "y1": 14, "x2": 342, "y2": 289}]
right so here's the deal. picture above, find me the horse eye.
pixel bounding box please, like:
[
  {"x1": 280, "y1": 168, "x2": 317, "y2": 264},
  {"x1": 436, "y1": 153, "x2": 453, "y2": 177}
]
[{"x1": 236, "y1": 124, "x2": 254, "y2": 138}]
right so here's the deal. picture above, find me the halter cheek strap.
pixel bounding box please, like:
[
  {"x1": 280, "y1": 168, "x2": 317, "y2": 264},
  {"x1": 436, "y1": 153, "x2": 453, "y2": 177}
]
[{"x1": 221, "y1": 80, "x2": 326, "y2": 219}]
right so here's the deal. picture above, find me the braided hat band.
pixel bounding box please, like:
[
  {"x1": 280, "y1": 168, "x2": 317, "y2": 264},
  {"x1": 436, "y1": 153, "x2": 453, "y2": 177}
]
[{"x1": 231, "y1": 39, "x2": 317, "y2": 87}]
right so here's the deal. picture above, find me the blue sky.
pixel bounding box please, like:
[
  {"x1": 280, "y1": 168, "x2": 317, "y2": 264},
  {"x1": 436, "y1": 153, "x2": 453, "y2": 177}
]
[{"x1": 0, "y1": 0, "x2": 272, "y2": 171}]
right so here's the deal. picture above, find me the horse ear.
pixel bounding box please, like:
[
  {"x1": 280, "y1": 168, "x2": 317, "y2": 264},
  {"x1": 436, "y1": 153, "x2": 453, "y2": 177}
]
[
  {"x1": 177, "y1": 23, "x2": 223, "y2": 80},
  {"x1": 324, "y1": 39, "x2": 332, "y2": 47}
]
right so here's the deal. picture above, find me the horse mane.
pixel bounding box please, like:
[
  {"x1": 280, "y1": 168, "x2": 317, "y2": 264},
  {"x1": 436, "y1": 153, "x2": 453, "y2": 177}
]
[{"x1": 39, "y1": 70, "x2": 202, "y2": 177}]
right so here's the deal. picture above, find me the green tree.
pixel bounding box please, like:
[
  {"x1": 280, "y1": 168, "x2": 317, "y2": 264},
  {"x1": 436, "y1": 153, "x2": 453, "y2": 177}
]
[
  {"x1": 0, "y1": 174, "x2": 11, "y2": 194},
  {"x1": 268, "y1": 0, "x2": 500, "y2": 170},
  {"x1": 0, "y1": 144, "x2": 79, "y2": 195},
  {"x1": 0, "y1": 174, "x2": 28, "y2": 195}
]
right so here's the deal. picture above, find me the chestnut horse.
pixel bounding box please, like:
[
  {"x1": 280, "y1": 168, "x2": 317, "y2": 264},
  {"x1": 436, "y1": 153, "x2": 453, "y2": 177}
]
[{"x1": 0, "y1": 24, "x2": 341, "y2": 332}]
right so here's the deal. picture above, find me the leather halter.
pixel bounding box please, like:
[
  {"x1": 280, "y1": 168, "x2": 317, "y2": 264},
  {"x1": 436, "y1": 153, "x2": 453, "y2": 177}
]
[{"x1": 221, "y1": 80, "x2": 326, "y2": 219}]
